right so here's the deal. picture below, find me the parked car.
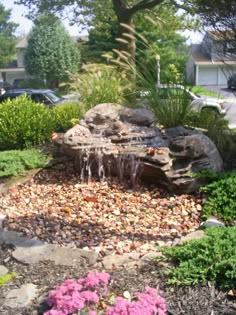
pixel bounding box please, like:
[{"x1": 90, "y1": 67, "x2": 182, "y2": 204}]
[
  {"x1": 0, "y1": 81, "x2": 12, "y2": 95},
  {"x1": 227, "y1": 74, "x2": 236, "y2": 89},
  {"x1": 0, "y1": 89, "x2": 75, "y2": 108},
  {"x1": 155, "y1": 85, "x2": 226, "y2": 115}
]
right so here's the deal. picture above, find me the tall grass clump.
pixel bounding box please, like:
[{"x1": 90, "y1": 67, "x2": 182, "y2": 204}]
[
  {"x1": 107, "y1": 22, "x2": 192, "y2": 127},
  {"x1": 0, "y1": 95, "x2": 54, "y2": 149},
  {"x1": 65, "y1": 64, "x2": 133, "y2": 112}
]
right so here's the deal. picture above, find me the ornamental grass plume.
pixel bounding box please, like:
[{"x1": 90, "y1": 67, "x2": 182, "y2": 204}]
[{"x1": 44, "y1": 272, "x2": 167, "y2": 315}]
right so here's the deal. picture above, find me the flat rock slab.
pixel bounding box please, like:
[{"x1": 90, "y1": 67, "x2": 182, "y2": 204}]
[
  {"x1": 12, "y1": 243, "x2": 98, "y2": 266},
  {"x1": 0, "y1": 231, "x2": 24, "y2": 245},
  {"x1": 4, "y1": 283, "x2": 38, "y2": 308},
  {"x1": 101, "y1": 254, "x2": 143, "y2": 270},
  {"x1": 178, "y1": 230, "x2": 206, "y2": 245},
  {"x1": 0, "y1": 265, "x2": 8, "y2": 275}
]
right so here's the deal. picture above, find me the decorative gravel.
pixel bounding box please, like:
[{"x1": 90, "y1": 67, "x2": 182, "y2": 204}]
[{"x1": 0, "y1": 162, "x2": 202, "y2": 256}]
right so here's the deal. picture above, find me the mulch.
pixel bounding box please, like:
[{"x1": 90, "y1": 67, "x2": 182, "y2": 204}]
[
  {"x1": 0, "y1": 245, "x2": 235, "y2": 315},
  {"x1": 0, "y1": 161, "x2": 236, "y2": 314}
]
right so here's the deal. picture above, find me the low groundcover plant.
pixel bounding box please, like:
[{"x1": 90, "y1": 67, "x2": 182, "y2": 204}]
[{"x1": 44, "y1": 272, "x2": 166, "y2": 315}]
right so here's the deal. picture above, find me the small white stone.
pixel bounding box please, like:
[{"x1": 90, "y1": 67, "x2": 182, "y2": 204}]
[{"x1": 0, "y1": 265, "x2": 8, "y2": 275}]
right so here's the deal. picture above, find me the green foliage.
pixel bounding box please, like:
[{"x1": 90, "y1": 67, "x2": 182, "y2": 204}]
[
  {"x1": 0, "y1": 4, "x2": 18, "y2": 68},
  {"x1": 201, "y1": 172, "x2": 236, "y2": 221},
  {"x1": 0, "y1": 149, "x2": 49, "y2": 177},
  {"x1": 67, "y1": 64, "x2": 132, "y2": 111},
  {"x1": 52, "y1": 103, "x2": 82, "y2": 131},
  {"x1": 161, "y1": 227, "x2": 236, "y2": 289},
  {"x1": 17, "y1": 78, "x2": 47, "y2": 89},
  {"x1": 186, "y1": 111, "x2": 234, "y2": 155},
  {"x1": 24, "y1": 14, "x2": 81, "y2": 87},
  {"x1": 0, "y1": 95, "x2": 55, "y2": 149},
  {"x1": 0, "y1": 272, "x2": 17, "y2": 286},
  {"x1": 147, "y1": 86, "x2": 192, "y2": 128}
]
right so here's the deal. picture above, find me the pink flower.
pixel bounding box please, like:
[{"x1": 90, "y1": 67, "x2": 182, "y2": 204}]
[{"x1": 80, "y1": 290, "x2": 99, "y2": 304}]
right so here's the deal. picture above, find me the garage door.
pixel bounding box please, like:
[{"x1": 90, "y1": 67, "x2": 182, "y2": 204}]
[{"x1": 198, "y1": 66, "x2": 218, "y2": 85}]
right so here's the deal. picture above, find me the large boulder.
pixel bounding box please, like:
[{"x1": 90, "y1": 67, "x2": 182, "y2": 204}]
[{"x1": 55, "y1": 103, "x2": 223, "y2": 193}]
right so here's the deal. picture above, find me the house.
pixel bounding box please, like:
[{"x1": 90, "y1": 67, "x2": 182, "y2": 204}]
[
  {"x1": 186, "y1": 31, "x2": 236, "y2": 86},
  {"x1": 0, "y1": 35, "x2": 88, "y2": 85}
]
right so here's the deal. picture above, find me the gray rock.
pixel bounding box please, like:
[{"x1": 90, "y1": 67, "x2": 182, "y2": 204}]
[
  {"x1": 54, "y1": 104, "x2": 223, "y2": 193},
  {"x1": 0, "y1": 231, "x2": 24, "y2": 246},
  {"x1": 4, "y1": 283, "x2": 38, "y2": 308},
  {"x1": 47, "y1": 246, "x2": 98, "y2": 266},
  {"x1": 119, "y1": 107, "x2": 155, "y2": 126},
  {"x1": 12, "y1": 243, "x2": 98, "y2": 266},
  {"x1": 178, "y1": 230, "x2": 206, "y2": 245},
  {"x1": 12, "y1": 243, "x2": 54, "y2": 264},
  {"x1": 0, "y1": 265, "x2": 8, "y2": 275},
  {"x1": 200, "y1": 217, "x2": 225, "y2": 229},
  {"x1": 101, "y1": 254, "x2": 141, "y2": 270},
  {"x1": 0, "y1": 214, "x2": 6, "y2": 230}
]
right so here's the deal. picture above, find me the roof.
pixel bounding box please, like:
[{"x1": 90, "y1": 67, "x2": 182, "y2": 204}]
[
  {"x1": 207, "y1": 30, "x2": 236, "y2": 41},
  {"x1": 190, "y1": 44, "x2": 236, "y2": 65},
  {"x1": 16, "y1": 35, "x2": 89, "y2": 49}
]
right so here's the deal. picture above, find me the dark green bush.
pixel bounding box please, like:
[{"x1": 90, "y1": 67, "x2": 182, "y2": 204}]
[
  {"x1": 201, "y1": 172, "x2": 236, "y2": 221},
  {"x1": 0, "y1": 95, "x2": 55, "y2": 149},
  {"x1": 0, "y1": 149, "x2": 49, "y2": 177},
  {"x1": 52, "y1": 103, "x2": 81, "y2": 131},
  {"x1": 161, "y1": 227, "x2": 236, "y2": 289}
]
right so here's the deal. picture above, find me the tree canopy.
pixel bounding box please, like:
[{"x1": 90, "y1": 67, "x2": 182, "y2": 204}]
[
  {"x1": 0, "y1": 3, "x2": 18, "y2": 68},
  {"x1": 16, "y1": 0, "x2": 189, "y2": 59},
  {"x1": 24, "y1": 14, "x2": 81, "y2": 87}
]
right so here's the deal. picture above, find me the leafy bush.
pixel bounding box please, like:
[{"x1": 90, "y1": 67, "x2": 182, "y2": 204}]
[
  {"x1": 0, "y1": 95, "x2": 55, "y2": 149},
  {"x1": 201, "y1": 172, "x2": 236, "y2": 221},
  {"x1": 0, "y1": 272, "x2": 16, "y2": 286},
  {"x1": 52, "y1": 103, "x2": 82, "y2": 131},
  {"x1": 161, "y1": 227, "x2": 236, "y2": 289},
  {"x1": 66, "y1": 64, "x2": 132, "y2": 111},
  {"x1": 0, "y1": 149, "x2": 49, "y2": 177},
  {"x1": 44, "y1": 272, "x2": 167, "y2": 315}
]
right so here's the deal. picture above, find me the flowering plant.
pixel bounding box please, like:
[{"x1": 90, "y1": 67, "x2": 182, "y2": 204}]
[{"x1": 44, "y1": 272, "x2": 167, "y2": 315}]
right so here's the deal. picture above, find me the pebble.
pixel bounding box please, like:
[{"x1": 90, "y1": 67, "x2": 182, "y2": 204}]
[{"x1": 0, "y1": 164, "x2": 202, "y2": 255}]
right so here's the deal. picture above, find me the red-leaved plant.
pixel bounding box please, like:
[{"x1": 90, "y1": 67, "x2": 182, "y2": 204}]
[{"x1": 44, "y1": 272, "x2": 167, "y2": 315}]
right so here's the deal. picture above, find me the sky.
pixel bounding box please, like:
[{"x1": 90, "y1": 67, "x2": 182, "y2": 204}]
[
  {"x1": 2, "y1": 0, "x2": 203, "y2": 43},
  {"x1": 2, "y1": 0, "x2": 85, "y2": 36}
]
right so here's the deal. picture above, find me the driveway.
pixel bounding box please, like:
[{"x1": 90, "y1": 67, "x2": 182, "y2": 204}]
[
  {"x1": 204, "y1": 85, "x2": 236, "y2": 99},
  {"x1": 203, "y1": 85, "x2": 236, "y2": 128}
]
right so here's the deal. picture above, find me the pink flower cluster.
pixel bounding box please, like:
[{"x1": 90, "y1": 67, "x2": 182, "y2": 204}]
[{"x1": 44, "y1": 272, "x2": 167, "y2": 315}]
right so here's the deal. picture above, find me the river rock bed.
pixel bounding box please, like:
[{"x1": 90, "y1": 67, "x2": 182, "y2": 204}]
[{"x1": 0, "y1": 161, "x2": 203, "y2": 256}]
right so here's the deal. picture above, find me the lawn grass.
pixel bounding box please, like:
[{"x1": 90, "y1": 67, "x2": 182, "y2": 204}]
[{"x1": 188, "y1": 86, "x2": 224, "y2": 99}]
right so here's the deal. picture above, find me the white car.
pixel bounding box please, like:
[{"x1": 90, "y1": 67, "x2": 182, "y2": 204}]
[{"x1": 156, "y1": 85, "x2": 226, "y2": 115}]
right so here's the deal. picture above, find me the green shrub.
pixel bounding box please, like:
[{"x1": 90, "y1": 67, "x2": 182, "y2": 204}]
[
  {"x1": 52, "y1": 103, "x2": 81, "y2": 132},
  {"x1": 0, "y1": 95, "x2": 55, "y2": 149},
  {"x1": 66, "y1": 64, "x2": 132, "y2": 111},
  {"x1": 0, "y1": 149, "x2": 49, "y2": 177},
  {"x1": 161, "y1": 227, "x2": 236, "y2": 289},
  {"x1": 0, "y1": 272, "x2": 17, "y2": 286},
  {"x1": 201, "y1": 172, "x2": 236, "y2": 221}
]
